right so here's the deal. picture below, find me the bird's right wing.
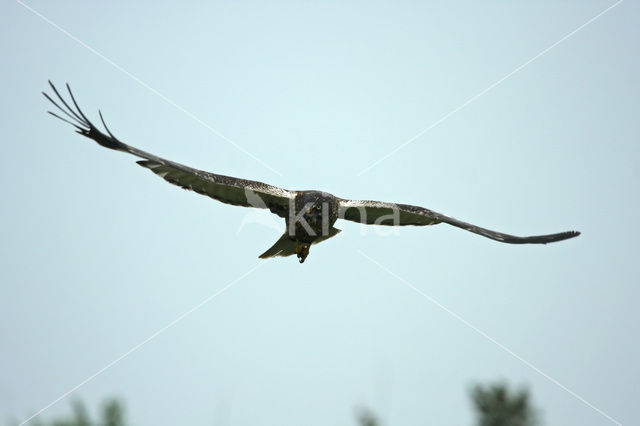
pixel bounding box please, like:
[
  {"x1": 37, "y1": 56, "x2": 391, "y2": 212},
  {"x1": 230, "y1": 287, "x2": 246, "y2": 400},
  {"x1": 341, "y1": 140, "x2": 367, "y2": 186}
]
[{"x1": 43, "y1": 81, "x2": 294, "y2": 218}]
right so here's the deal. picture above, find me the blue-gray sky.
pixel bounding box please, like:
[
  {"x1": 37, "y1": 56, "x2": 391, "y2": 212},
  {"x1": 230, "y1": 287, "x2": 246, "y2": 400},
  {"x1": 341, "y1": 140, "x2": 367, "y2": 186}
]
[{"x1": 1, "y1": 1, "x2": 638, "y2": 425}]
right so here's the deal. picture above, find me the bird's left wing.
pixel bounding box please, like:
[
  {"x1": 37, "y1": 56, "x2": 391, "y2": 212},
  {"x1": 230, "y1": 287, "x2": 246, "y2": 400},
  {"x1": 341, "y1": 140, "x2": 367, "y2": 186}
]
[
  {"x1": 43, "y1": 81, "x2": 294, "y2": 217},
  {"x1": 338, "y1": 199, "x2": 580, "y2": 244}
]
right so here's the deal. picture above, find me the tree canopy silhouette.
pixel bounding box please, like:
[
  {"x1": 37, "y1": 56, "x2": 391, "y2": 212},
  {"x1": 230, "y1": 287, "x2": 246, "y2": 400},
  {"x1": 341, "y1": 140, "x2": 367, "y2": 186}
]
[
  {"x1": 470, "y1": 382, "x2": 538, "y2": 426},
  {"x1": 17, "y1": 382, "x2": 539, "y2": 426},
  {"x1": 24, "y1": 400, "x2": 124, "y2": 426}
]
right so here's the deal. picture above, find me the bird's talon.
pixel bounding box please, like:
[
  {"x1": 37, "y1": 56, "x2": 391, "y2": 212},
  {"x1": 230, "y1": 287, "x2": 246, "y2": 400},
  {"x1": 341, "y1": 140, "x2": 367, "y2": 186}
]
[{"x1": 296, "y1": 243, "x2": 310, "y2": 263}]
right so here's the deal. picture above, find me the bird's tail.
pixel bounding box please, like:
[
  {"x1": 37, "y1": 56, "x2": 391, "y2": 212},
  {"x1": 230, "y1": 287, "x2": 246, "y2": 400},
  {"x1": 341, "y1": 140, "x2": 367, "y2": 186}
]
[
  {"x1": 259, "y1": 227, "x2": 342, "y2": 259},
  {"x1": 259, "y1": 233, "x2": 298, "y2": 259}
]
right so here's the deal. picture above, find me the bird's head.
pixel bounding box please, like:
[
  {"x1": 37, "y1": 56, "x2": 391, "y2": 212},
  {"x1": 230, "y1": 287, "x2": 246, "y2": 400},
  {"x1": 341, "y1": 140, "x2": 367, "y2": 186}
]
[
  {"x1": 298, "y1": 191, "x2": 331, "y2": 225},
  {"x1": 305, "y1": 201, "x2": 325, "y2": 224}
]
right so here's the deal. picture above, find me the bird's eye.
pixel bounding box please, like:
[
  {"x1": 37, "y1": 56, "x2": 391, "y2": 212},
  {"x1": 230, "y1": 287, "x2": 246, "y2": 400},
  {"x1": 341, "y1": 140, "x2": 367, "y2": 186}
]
[{"x1": 315, "y1": 205, "x2": 322, "y2": 210}]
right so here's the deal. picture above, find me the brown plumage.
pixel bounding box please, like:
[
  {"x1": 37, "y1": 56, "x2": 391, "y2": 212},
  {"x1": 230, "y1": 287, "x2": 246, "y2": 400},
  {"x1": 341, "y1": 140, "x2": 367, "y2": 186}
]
[{"x1": 44, "y1": 81, "x2": 580, "y2": 263}]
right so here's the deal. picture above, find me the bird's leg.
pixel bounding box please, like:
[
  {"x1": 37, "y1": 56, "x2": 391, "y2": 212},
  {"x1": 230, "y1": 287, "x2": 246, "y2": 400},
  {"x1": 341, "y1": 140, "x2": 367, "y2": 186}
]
[{"x1": 296, "y1": 242, "x2": 310, "y2": 263}]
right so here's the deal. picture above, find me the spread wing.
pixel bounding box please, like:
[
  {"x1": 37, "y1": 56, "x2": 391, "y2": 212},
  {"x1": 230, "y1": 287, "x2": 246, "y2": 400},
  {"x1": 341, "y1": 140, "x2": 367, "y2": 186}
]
[
  {"x1": 43, "y1": 81, "x2": 294, "y2": 217},
  {"x1": 338, "y1": 199, "x2": 580, "y2": 244}
]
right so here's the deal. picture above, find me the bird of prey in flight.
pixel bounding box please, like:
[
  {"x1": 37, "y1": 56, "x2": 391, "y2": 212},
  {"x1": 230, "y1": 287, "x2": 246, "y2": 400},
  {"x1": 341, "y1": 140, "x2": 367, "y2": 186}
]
[{"x1": 43, "y1": 81, "x2": 580, "y2": 263}]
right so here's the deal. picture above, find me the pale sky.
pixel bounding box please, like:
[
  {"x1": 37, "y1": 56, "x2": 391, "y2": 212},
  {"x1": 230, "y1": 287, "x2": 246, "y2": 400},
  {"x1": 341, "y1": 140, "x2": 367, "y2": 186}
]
[{"x1": 1, "y1": 1, "x2": 639, "y2": 425}]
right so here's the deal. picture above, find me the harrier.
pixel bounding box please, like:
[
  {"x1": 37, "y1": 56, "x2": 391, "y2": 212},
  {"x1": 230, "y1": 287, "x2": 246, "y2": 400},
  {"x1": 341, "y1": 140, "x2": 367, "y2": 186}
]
[{"x1": 43, "y1": 82, "x2": 580, "y2": 263}]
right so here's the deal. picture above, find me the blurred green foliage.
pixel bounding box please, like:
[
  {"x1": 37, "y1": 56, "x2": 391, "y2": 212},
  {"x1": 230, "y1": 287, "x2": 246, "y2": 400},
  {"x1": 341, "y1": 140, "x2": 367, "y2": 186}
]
[
  {"x1": 17, "y1": 381, "x2": 537, "y2": 426},
  {"x1": 470, "y1": 382, "x2": 538, "y2": 426},
  {"x1": 356, "y1": 406, "x2": 379, "y2": 426},
  {"x1": 354, "y1": 381, "x2": 538, "y2": 426},
  {"x1": 24, "y1": 400, "x2": 125, "y2": 426}
]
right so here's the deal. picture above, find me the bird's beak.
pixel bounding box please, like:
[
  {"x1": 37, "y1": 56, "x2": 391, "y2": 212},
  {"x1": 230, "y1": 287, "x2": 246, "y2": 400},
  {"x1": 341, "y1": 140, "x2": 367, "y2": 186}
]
[{"x1": 306, "y1": 208, "x2": 312, "y2": 214}]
